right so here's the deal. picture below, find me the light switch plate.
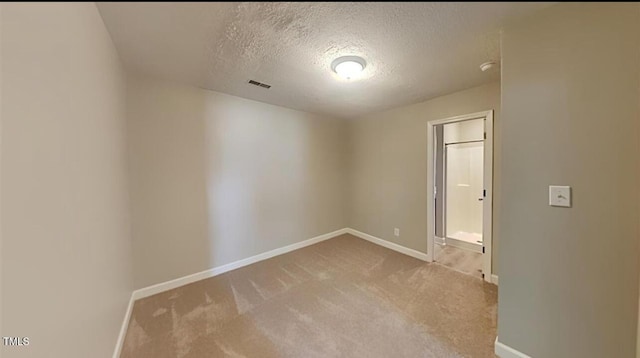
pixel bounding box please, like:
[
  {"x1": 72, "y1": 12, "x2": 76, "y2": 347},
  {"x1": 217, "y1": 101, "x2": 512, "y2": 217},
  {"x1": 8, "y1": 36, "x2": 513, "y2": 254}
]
[{"x1": 549, "y1": 185, "x2": 571, "y2": 207}]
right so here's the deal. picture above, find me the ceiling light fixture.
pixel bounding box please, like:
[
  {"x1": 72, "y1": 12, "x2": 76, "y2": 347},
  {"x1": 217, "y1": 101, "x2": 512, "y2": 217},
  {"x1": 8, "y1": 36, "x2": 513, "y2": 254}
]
[
  {"x1": 331, "y1": 56, "x2": 366, "y2": 80},
  {"x1": 479, "y1": 61, "x2": 498, "y2": 72}
]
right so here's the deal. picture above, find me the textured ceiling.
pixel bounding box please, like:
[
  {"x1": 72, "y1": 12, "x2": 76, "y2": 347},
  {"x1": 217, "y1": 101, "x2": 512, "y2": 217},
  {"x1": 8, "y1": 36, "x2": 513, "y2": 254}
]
[{"x1": 97, "y1": 2, "x2": 553, "y2": 118}]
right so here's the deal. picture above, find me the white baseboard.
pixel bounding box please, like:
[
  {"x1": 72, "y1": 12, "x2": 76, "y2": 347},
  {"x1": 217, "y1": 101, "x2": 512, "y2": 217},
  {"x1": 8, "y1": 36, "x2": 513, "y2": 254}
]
[
  {"x1": 132, "y1": 228, "x2": 429, "y2": 302},
  {"x1": 113, "y1": 228, "x2": 348, "y2": 357},
  {"x1": 113, "y1": 293, "x2": 135, "y2": 358},
  {"x1": 492, "y1": 274, "x2": 499, "y2": 285},
  {"x1": 346, "y1": 228, "x2": 430, "y2": 262},
  {"x1": 495, "y1": 337, "x2": 531, "y2": 358},
  {"x1": 132, "y1": 228, "x2": 349, "y2": 300},
  {"x1": 115, "y1": 227, "x2": 428, "y2": 357}
]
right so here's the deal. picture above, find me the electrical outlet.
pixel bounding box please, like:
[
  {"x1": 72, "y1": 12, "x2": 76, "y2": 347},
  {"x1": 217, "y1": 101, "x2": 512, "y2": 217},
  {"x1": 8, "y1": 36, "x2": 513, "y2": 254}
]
[{"x1": 394, "y1": 228, "x2": 400, "y2": 237}]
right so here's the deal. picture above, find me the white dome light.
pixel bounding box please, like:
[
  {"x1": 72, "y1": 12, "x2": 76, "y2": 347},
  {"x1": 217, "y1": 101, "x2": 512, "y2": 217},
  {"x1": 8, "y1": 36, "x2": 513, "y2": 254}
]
[
  {"x1": 480, "y1": 61, "x2": 498, "y2": 72},
  {"x1": 331, "y1": 56, "x2": 366, "y2": 80},
  {"x1": 334, "y1": 61, "x2": 364, "y2": 79}
]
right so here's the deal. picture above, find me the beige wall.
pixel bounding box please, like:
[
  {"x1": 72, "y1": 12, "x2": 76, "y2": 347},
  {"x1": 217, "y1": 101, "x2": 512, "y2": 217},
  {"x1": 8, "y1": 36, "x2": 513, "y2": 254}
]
[
  {"x1": 0, "y1": 3, "x2": 4, "y2": 348},
  {"x1": 1, "y1": 3, "x2": 133, "y2": 358},
  {"x1": 498, "y1": 3, "x2": 640, "y2": 357},
  {"x1": 348, "y1": 81, "x2": 501, "y2": 271},
  {"x1": 127, "y1": 76, "x2": 349, "y2": 289}
]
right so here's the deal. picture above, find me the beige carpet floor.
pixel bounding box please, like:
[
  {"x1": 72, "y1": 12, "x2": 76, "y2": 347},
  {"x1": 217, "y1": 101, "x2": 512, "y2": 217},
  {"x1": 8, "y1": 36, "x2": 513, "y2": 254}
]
[
  {"x1": 121, "y1": 234, "x2": 497, "y2": 358},
  {"x1": 434, "y1": 244, "x2": 484, "y2": 279}
]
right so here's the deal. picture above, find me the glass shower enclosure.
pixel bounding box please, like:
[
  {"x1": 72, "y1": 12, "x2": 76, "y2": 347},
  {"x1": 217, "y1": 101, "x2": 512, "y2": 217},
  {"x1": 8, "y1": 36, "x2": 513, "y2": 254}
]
[{"x1": 443, "y1": 119, "x2": 484, "y2": 247}]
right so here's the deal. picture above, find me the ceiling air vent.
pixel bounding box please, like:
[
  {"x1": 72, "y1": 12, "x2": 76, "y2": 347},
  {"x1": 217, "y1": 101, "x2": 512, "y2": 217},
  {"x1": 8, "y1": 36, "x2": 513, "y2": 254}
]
[{"x1": 248, "y1": 80, "x2": 271, "y2": 89}]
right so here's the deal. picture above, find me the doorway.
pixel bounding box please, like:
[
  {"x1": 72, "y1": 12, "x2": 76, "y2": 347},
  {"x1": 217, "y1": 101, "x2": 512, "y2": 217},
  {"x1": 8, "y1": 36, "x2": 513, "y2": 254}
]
[{"x1": 427, "y1": 111, "x2": 494, "y2": 283}]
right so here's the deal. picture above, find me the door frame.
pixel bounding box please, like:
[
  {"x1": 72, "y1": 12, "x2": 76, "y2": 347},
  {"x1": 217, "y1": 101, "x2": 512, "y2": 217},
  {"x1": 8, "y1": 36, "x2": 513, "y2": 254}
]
[{"x1": 426, "y1": 110, "x2": 494, "y2": 283}]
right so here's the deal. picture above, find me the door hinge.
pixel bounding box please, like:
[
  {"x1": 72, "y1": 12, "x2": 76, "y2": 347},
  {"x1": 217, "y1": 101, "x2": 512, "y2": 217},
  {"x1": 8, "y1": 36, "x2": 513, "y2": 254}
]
[
  {"x1": 483, "y1": 189, "x2": 486, "y2": 197},
  {"x1": 482, "y1": 246, "x2": 485, "y2": 254},
  {"x1": 484, "y1": 132, "x2": 487, "y2": 140}
]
